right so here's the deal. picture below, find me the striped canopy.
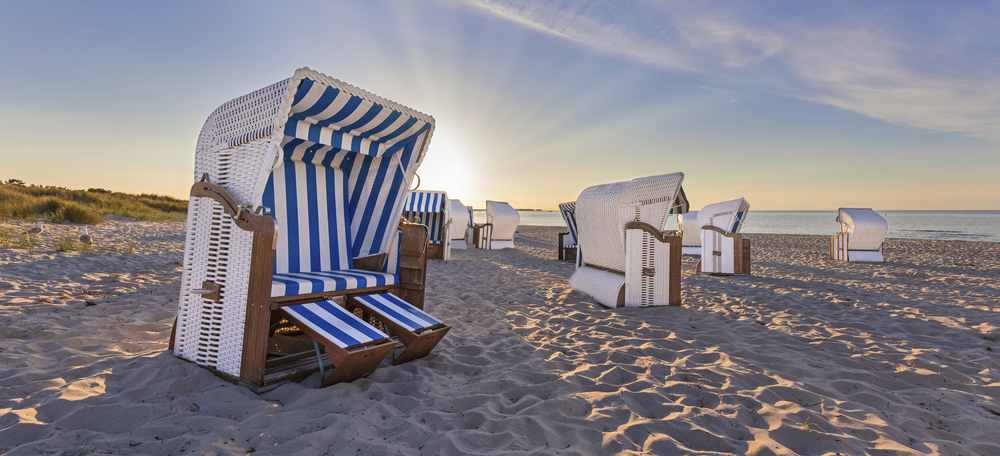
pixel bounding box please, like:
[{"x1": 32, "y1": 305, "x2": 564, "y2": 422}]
[
  {"x1": 286, "y1": 78, "x2": 431, "y2": 158},
  {"x1": 404, "y1": 191, "x2": 449, "y2": 213},
  {"x1": 670, "y1": 187, "x2": 690, "y2": 215}
]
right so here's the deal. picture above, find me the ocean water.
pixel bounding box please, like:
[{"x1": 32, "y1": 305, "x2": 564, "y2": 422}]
[{"x1": 475, "y1": 210, "x2": 1000, "y2": 243}]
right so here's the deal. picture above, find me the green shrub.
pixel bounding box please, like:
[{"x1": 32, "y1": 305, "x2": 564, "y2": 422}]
[{"x1": 59, "y1": 202, "x2": 103, "y2": 225}]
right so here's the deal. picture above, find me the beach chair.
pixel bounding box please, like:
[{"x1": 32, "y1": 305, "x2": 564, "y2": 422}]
[
  {"x1": 679, "y1": 210, "x2": 701, "y2": 255},
  {"x1": 697, "y1": 198, "x2": 751, "y2": 275},
  {"x1": 830, "y1": 208, "x2": 887, "y2": 262},
  {"x1": 170, "y1": 68, "x2": 450, "y2": 391},
  {"x1": 557, "y1": 202, "x2": 578, "y2": 262},
  {"x1": 569, "y1": 173, "x2": 685, "y2": 308},
  {"x1": 402, "y1": 191, "x2": 451, "y2": 260},
  {"x1": 449, "y1": 199, "x2": 474, "y2": 250},
  {"x1": 475, "y1": 200, "x2": 520, "y2": 249}
]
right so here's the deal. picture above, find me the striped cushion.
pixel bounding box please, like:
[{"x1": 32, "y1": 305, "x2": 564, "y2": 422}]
[
  {"x1": 354, "y1": 293, "x2": 442, "y2": 332},
  {"x1": 263, "y1": 157, "x2": 354, "y2": 274},
  {"x1": 271, "y1": 270, "x2": 398, "y2": 297},
  {"x1": 281, "y1": 301, "x2": 387, "y2": 349}
]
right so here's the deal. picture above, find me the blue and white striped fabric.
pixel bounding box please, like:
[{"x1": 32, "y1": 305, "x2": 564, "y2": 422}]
[
  {"x1": 270, "y1": 76, "x2": 432, "y2": 266},
  {"x1": 271, "y1": 270, "x2": 398, "y2": 297},
  {"x1": 281, "y1": 300, "x2": 388, "y2": 349},
  {"x1": 287, "y1": 79, "x2": 431, "y2": 158},
  {"x1": 558, "y1": 202, "x2": 578, "y2": 246},
  {"x1": 466, "y1": 207, "x2": 474, "y2": 228},
  {"x1": 354, "y1": 293, "x2": 442, "y2": 331},
  {"x1": 670, "y1": 186, "x2": 690, "y2": 215},
  {"x1": 263, "y1": 152, "x2": 353, "y2": 274},
  {"x1": 402, "y1": 191, "x2": 448, "y2": 245},
  {"x1": 383, "y1": 230, "x2": 401, "y2": 276}
]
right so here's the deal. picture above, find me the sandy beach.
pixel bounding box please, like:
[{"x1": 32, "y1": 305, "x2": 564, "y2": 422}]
[{"x1": 1, "y1": 221, "x2": 999, "y2": 455}]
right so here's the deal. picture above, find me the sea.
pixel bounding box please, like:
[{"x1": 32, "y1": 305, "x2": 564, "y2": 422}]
[{"x1": 474, "y1": 210, "x2": 1000, "y2": 243}]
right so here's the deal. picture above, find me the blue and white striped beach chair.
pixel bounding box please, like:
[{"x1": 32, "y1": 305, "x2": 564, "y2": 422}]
[
  {"x1": 402, "y1": 190, "x2": 452, "y2": 260},
  {"x1": 173, "y1": 68, "x2": 450, "y2": 391},
  {"x1": 558, "y1": 202, "x2": 578, "y2": 263}
]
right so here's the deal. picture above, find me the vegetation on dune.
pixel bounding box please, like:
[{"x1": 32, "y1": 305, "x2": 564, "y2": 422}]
[{"x1": 0, "y1": 179, "x2": 187, "y2": 224}]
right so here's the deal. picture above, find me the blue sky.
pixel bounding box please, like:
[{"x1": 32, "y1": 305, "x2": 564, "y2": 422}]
[{"x1": 1, "y1": 0, "x2": 997, "y2": 209}]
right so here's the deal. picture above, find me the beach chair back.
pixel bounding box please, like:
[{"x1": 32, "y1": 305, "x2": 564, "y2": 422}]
[
  {"x1": 559, "y1": 201, "x2": 579, "y2": 245},
  {"x1": 679, "y1": 210, "x2": 701, "y2": 247},
  {"x1": 697, "y1": 198, "x2": 750, "y2": 235},
  {"x1": 484, "y1": 201, "x2": 520, "y2": 249},
  {"x1": 403, "y1": 190, "x2": 451, "y2": 260},
  {"x1": 838, "y1": 208, "x2": 887, "y2": 251}
]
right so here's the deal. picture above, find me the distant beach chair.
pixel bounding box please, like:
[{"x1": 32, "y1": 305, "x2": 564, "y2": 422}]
[
  {"x1": 679, "y1": 210, "x2": 700, "y2": 255},
  {"x1": 170, "y1": 68, "x2": 450, "y2": 391},
  {"x1": 402, "y1": 190, "x2": 452, "y2": 260},
  {"x1": 697, "y1": 198, "x2": 751, "y2": 275},
  {"x1": 449, "y1": 199, "x2": 474, "y2": 250},
  {"x1": 475, "y1": 200, "x2": 520, "y2": 249},
  {"x1": 830, "y1": 208, "x2": 887, "y2": 262},
  {"x1": 557, "y1": 201, "x2": 578, "y2": 262},
  {"x1": 569, "y1": 173, "x2": 685, "y2": 307}
]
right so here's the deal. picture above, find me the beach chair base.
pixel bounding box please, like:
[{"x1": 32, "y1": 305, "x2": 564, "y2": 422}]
[{"x1": 348, "y1": 292, "x2": 451, "y2": 364}]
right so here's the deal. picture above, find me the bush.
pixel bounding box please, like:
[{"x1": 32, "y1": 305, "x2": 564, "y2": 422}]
[{"x1": 59, "y1": 202, "x2": 103, "y2": 225}]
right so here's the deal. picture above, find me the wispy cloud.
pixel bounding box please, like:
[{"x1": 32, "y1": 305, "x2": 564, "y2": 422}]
[{"x1": 456, "y1": 0, "x2": 1000, "y2": 142}]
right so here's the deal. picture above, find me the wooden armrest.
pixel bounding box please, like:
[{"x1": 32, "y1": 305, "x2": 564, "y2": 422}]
[
  {"x1": 190, "y1": 181, "x2": 276, "y2": 234},
  {"x1": 701, "y1": 225, "x2": 739, "y2": 238}
]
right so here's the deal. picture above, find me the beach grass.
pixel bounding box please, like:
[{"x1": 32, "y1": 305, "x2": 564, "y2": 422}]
[{"x1": 0, "y1": 180, "x2": 187, "y2": 224}]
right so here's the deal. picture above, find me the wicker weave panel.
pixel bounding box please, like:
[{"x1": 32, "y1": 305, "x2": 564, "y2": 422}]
[
  {"x1": 839, "y1": 208, "x2": 887, "y2": 251},
  {"x1": 486, "y1": 201, "x2": 519, "y2": 242},
  {"x1": 697, "y1": 198, "x2": 750, "y2": 235},
  {"x1": 624, "y1": 229, "x2": 674, "y2": 306},
  {"x1": 701, "y1": 229, "x2": 735, "y2": 274},
  {"x1": 569, "y1": 266, "x2": 625, "y2": 308},
  {"x1": 576, "y1": 173, "x2": 683, "y2": 273}
]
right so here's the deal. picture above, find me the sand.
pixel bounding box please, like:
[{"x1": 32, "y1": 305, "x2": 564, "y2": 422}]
[{"x1": 1, "y1": 220, "x2": 999, "y2": 455}]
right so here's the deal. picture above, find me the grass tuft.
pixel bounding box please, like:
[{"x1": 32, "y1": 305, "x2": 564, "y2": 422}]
[{"x1": 53, "y1": 231, "x2": 78, "y2": 252}]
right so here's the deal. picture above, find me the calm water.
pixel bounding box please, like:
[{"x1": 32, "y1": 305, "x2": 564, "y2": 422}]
[{"x1": 475, "y1": 210, "x2": 1000, "y2": 243}]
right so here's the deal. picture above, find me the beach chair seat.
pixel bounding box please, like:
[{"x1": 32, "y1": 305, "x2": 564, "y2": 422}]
[
  {"x1": 348, "y1": 292, "x2": 451, "y2": 365},
  {"x1": 280, "y1": 301, "x2": 395, "y2": 387},
  {"x1": 271, "y1": 270, "x2": 398, "y2": 297}
]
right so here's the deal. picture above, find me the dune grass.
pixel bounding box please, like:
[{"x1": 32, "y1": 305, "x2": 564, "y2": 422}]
[{"x1": 0, "y1": 180, "x2": 187, "y2": 224}]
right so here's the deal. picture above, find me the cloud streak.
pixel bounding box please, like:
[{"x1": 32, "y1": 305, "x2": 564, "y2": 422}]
[{"x1": 458, "y1": 0, "x2": 1000, "y2": 142}]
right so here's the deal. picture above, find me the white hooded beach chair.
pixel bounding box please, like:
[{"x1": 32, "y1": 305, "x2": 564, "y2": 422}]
[
  {"x1": 402, "y1": 190, "x2": 451, "y2": 260},
  {"x1": 830, "y1": 208, "x2": 887, "y2": 262},
  {"x1": 697, "y1": 198, "x2": 751, "y2": 275},
  {"x1": 679, "y1": 210, "x2": 700, "y2": 255},
  {"x1": 449, "y1": 199, "x2": 474, "y2": 250},
  {"x1": 476, "y1": 200, "x2": 520, "y2": 249},
  {"x1": 170, "y1": 68, "x2": 450, "y2": 391},
  {"x1": 569, "y1": 173, "x2": 684, "y2": 308},
  {"x1": 557, "y1": 201, "x2": 578, "y2": 262}
]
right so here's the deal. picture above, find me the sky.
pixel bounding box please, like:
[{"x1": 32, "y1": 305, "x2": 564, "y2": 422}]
[{"x1": 0, "y1": 0, "x2": 998, "y2": 210}]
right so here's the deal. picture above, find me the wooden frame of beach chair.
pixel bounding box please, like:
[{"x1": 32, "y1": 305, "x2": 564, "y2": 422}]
[
  {"x1": 558, "y1": 201, "x2": 578, "y2": 262},
  {"x1": 171, "y1": 68, "x2": 449, "y2": 392},
  {"x1": 696, "y1": 198, "x2": 751, "y2": 276},
  {"x1": 481, "y1": 200, "x2": 519, "y2": 250},
  {"x1": 829, "y1": 208, "x2": 887, "y2": 262},
  {"x1": 402, "y1": 190, "x2": 452, "y2": 261},
  {"x1": 449, "y1": 199, "x2": 474, "y2": 250},
  {"x1": 569, "y1": 173, "x2": 685, "y2": 308}
]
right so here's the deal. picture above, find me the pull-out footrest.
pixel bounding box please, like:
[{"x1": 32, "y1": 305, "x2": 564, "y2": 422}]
[
  {"x1": 280, "y1": 301, "x2": 395, "y2": 387},
  {"x1": 348, "y1": 293, "x2": 451, "y2": 365}
]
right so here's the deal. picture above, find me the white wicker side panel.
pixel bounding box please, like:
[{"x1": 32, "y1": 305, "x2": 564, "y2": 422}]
[
  {"x1": 174, "y1": 197, "x2": 205, "y2": 362},
  {"x1": 576, "y1": 181, "x2": 630, "y2": 272},
  {"x1": 569, "y1": 266, "x2": 625, "y2": 308},
  {"x1": 624, "y1": 229, "x2": 673, "y2": 307},
  {"x1": 701, "y1": 229, "x2": 735, "y2": 274}
]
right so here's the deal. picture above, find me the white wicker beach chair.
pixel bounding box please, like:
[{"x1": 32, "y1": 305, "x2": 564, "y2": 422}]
[
  {"x1": 476, "y1": 201, "x2": 520, "y2": 249},
  {"x1": 402, "y1": 190, "x2": 451, "y2": 260},
  {"x1": 449, "y1": 199, "x2": 474, "y2": 250},
  {"x1": 697, "y1": 198, "x2": 751, "y2": 275},
  {"x1": 830, "y1": 208, "x2": 887, "y2": 262},
  {"x1": 170, "y1": 68, "x2": 450, "y2": 391},
  {"x1": 679, "y1": 210, "x2": 701, "y2": 255},
  {"x1": 569, "y1": 173, "x2": 684, "y2": 308},
  {"x1": 557, "y1": 201, "x2": 578, "y2": 262}
]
